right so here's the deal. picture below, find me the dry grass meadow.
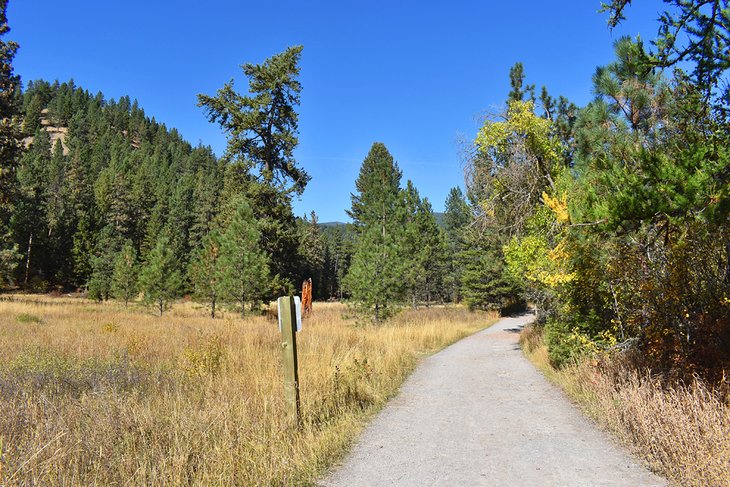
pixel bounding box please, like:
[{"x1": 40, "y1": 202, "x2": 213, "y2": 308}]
[
  {"x1": 0, "y1": 295, "x2": 496, "y2": 486},
  {"x1": 520, "y1": 324, "x2": 730, "y2": 487}
]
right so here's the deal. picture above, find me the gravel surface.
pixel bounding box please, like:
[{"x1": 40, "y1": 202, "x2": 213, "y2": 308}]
[{"x1": 320, "y1": 313, "x2": 666, "y2": 487}]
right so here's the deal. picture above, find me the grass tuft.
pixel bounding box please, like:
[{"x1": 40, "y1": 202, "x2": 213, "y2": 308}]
[{"x1": 15, "y1": 313, "x2": 44, "y2": 324}]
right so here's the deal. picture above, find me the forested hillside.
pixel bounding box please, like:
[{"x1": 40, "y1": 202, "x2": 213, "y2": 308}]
[
  {"x1": 10, "y1": 78, "x2": 365, "y2": 306},
  {"x1": 15, "y1": 80, "x2": 221, "y2": 291}
]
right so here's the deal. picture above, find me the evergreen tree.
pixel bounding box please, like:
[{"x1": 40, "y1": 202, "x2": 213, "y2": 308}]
[
  {"x1": 164, "y1": 172, "x2": 194, "y2": 274},
  {"x1": 321, "y1": 223, "x2": 355, "y2": 300},
  {"x1": 443, "y1": 187, "x2": 471, "y2": 302},
  {"x1": 138, "y1": 236, "x2": 182, "y2": 315},
  {"x1": 216, "y1": 165, "x2": 299, "y2": 295},
  {"x1": 602, "y1": 0, "x2": 730, "y2": 115},
  {"x1": 198, "y1": 45, "x2": 309, "y2": 193},
  {"x1": 344, "y1": 224, "x2": 405, "y2": 322},
  {"x1": 95, "y1": 161, "x2": 134, "y2": 240},
  {"x1": 402, "y1": 185, "x2": 449, "y2": 307},
  {"x1": 539, "y1": 86, "x2": 555, "y2": 120},
  {"x1": 508, "y1": 62, "x2": 535, "y2": 102},
  {"x1": 13, "y1": 129, "x2": 51, "y2": 285},
  {"x1": 218, "y1": 198, "x2": 269, "y2": 318},
  {"x1": 297, "y1": 211, "x2": 325, "y2": 295},
  {"x1": 0, "y1": 0, "x2": 21, "y2": 281},
  {"x1": 111, "y1": 241, "x2": 137, "y2": 306},
  {"x1": 460, "y1": 228, "x2": 519, "y2": 311},
  {"x1": 189, "y1": 154, "x2": 222, "y2": 251},
  {"x1": 87, "y1": 226, "x2": 120, "y2": 301},
  {"x1": 45, "y1": 139, "x2": 71, "y2": 281},
  {"x1": 22, "y1": 92, "x2": 43, "y2": 135},
  {"x1": 401, "y1": 181, "x2": 423, "y2": 307},
  {"x1": 189, "y1": 230, "x2": 223, "y2": 318},
  {"x1": 344, "y1": 143, "x2": 406, "y2": 322},
  {"x1": 414, "y1": 197, "x2": 449, "y2": 305}
]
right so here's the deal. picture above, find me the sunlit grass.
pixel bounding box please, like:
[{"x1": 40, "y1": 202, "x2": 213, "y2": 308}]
[{"x1": 0, "y1": 296, "x2": 496, "y2": 486}]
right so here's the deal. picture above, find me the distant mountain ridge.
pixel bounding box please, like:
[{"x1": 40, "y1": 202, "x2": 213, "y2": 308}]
[{"x1": 319, "y1": 212, "x2": 445, "y2": 229}]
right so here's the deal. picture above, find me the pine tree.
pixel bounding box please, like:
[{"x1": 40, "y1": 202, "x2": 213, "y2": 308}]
[
  {"x1": 443, "y1": 187, "x2": 471, "y2": 302},
  {"x1": 460, "y1": 228, "x2": 519, "y2": 311},
  {"x1": 138, "y1": 236, "x2": 182, "y2": 315},
  {"x1": 189, "y1": 230, "x2": 223, "y2": 318},
  {"x1": 0, "y1": 0, "x2": 21, "y2": 281},
  {"x1": 95, "y1": 161, "x2": 134, "y2": 240},
  {"x1": 198, "y1": 46, "x2": 309, "y2": 193},
  {"x1": 344, "y1": 224, "x2": 405, "y2": 322},
  {"x1": 189, "y1": 156, "x2": 222, "y2": 251},
  {"x1": 46, "y1": 141, "x2": 67, "y2": 238},
  {"x1": 414, "y1": 197, "x2": 449, "y2": 305},
  {"x1": 321, "y1": 224, "x2": 355, "y2": 300},
  {"x1": 344, "y1": 143, "x2": 406, "y2": 322},
  {"x1": 88, "y1": 226, "x2": 120, "y2": 301},
  {"x1": 164, "y1": 172, "x2": 194, "y2": 274},
  {"x1": 216, "y1": 167, "x2": 299, "y2": 295},
  {"x1": 13, "y1": 129, "x2": 51, "y2": 285},
  {"x1": 22, "y1": 92, "x2": 43, "y2": 135},
  {"x1": 297, "y1": 211, "x2": 325, "y2": 294},
  {"x1": 402, "y1": 181, "x2": 427, "y2": 307},
  {"x1": 602, "y1": 0, "x2": 730, "y2": 115},
  {"x1": 508, "y1": 62, "x2": 535, "y2": 102},
  {"x1": 111, "y1": 241, "x2": 137, "y2": 306},
  {"x1": 218, "y1": 198, "x2": 269, "y2": 318}
]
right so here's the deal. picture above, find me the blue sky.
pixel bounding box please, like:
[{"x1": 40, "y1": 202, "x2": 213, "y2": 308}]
[{"x1": 8, "y1": 1, "x2": 664, "y2": 222}]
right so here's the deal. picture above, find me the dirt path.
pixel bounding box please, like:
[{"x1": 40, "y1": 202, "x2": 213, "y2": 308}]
[{"x1": 320, "y1": 314, "x2": 666, "y2": 487}]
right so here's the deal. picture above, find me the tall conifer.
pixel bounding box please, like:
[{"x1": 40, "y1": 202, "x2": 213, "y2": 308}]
[
  {"x1": 344, "y1": 143, "x2": 406, "y2": 322},
  {"x1": 218, "y1": 198, "x2": 269, "y2": 318},
  {"x1": 189, "y1": 230, "x2": 223, "y2": 318},
  {"x1": 111, "y1": 241, "x2": 138, "y2": 306},
  {"x1": 0, "y1": 0, "x2": 21, "y2": 280}
]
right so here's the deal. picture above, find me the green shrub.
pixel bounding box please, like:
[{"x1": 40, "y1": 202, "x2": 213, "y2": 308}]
[{"x1": 15, "y1": 313, "x2": 44, "y2": 324}]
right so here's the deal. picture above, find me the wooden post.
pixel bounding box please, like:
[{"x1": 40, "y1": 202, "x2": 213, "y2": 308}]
[{"x1": 278, "y1": 296, "x2": 301, "y2": 425}]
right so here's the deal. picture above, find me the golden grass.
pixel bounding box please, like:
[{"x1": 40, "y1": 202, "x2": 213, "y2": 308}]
[
  {"x1": 520, "y1": 325, "x2": 730, "y2": 487},
  {"x1": 0, "y1": 296, "x2": 496, "y2": 486}
]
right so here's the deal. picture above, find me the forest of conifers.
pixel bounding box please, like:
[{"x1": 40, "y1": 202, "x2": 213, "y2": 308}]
[{"x1": 1, "y1": 1, "x2": 728, "y2": 385}]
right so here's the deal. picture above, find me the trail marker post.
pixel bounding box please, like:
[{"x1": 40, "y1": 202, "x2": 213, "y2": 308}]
[{"x1": 277, "y1": 296, "x2": 301, "y2": 425}]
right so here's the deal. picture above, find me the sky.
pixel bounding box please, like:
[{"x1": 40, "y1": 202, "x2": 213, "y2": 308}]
[{"x1": 8, "y1": 1, "x2": 665, "y2": 222}]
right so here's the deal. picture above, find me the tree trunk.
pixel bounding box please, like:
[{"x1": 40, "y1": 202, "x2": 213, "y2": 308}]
[
  {"x1": 24, "y1": 232, "x2": 33, "y2": 286},
  {"x1": 240, "y1": 295, "x2": 245, "y2": 319},
  {"x1": 375, "y1": 302, "x2": 380, "y2": 323},
  {"x1": 211, "y1": 297, "x2": 216, "y2": 319},
  {"x1": 159, "y1": 299, "x2": 163, "y2": 316}
]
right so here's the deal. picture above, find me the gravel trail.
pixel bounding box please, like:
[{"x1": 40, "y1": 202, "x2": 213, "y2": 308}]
[{"x1": 320, "y1": 313, "x2": 666, "y2": 487}]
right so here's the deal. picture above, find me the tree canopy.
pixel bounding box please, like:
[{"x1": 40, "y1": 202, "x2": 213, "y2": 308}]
[{"x1": 198, "y1": 46, "x2": 309, "y2": 194}]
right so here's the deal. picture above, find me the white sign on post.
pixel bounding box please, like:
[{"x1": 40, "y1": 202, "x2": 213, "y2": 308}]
[
  {"x1": 277, "y1": 296, "x2": 302, "y2": 332},
  {"x1": 294, "y1": 296, "x2": 302, "y2": 332}
]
